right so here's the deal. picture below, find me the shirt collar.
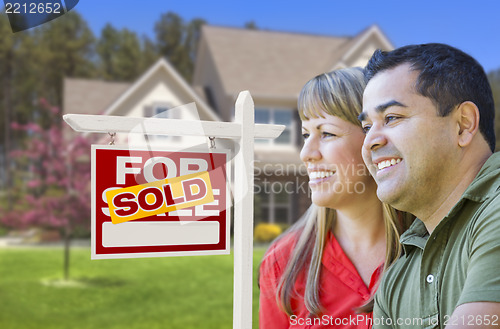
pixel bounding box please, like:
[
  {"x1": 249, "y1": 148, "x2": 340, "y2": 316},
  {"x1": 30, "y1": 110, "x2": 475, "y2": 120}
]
[
  {"x1": 400, "y1": 219, "x2": 429, "y2": 253},
  {"x1": 400, "y1": 152, "x2": 500, "y2": 253},
  {"x1": 461, "y1": 152, "x2": 500, "y2": 203}
]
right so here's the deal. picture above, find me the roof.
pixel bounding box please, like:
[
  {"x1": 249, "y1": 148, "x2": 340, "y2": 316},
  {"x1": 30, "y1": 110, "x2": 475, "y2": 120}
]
[
  {"x1": 63, "y1": 78, "x2": 130, "y2": 115},
  {"x1": 196, "y1": 25, "x2": 393, "y2": 101},
  {"x1": 197, "y1": 25, "x2": 360, "y2": 100}
]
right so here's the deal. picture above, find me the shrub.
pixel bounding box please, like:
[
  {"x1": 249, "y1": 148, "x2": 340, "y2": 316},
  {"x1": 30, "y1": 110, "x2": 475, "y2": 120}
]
[{"x1": 254, "y1": 223, "x2": 282, "y2": 243}]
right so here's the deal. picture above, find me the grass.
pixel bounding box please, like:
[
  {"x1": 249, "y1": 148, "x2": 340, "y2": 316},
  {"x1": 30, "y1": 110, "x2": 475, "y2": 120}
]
[{"x1": 0, "y1": 246, "x2": 267, "y2": 329}]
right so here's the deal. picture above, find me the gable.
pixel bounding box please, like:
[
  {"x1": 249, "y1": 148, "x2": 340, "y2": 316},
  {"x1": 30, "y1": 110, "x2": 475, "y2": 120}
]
[
  {"x1": 332, "y1": 25, "x2": 394, "y2": 69},
  {"x1": 105, "y1": 58, "x2": 220, "y2": 122}
]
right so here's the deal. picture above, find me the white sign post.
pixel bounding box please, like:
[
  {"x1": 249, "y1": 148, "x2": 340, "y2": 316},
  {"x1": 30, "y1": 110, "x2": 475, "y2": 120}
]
[
  {"x1": 64, "y1": 91, "x2": 284, "y2": 329},
  {"x1": 233, "y1": 91, "x2": 255, "y2": 329}
]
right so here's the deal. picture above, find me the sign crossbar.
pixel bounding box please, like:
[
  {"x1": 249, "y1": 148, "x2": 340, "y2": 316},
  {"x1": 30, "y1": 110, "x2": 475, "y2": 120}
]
[{"x1": 63, "y1": 113, "x2": 284, "y2": 139}]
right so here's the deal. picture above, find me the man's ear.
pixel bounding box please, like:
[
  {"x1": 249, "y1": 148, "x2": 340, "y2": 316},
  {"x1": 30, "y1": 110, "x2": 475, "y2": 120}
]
[{"x1": 456, "y1": 101, "x2": 480, "y2": 148}]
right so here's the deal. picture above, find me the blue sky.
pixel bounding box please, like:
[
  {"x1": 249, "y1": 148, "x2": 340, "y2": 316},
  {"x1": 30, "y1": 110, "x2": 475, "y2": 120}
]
[{"x1": 76, "y1": 1, "x2": 500, "y2": 72}]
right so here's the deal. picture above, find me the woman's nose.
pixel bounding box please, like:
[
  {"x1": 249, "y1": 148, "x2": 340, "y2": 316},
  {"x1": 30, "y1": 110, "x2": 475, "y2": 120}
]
[{"x1": 300, "y1": 137, "x2": 321, "y2": 162}]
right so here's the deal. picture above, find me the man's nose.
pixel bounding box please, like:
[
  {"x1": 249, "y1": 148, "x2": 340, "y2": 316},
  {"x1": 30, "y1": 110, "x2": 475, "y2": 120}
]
[{"x1": 363, "y1": 125, "x2": 387, "y2": 152}]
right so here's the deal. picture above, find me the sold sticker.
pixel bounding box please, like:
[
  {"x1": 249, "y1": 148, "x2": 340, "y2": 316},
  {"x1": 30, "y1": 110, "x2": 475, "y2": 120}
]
[{"x1": 106, "y1": 171, "x2": 214, "y2": 224}]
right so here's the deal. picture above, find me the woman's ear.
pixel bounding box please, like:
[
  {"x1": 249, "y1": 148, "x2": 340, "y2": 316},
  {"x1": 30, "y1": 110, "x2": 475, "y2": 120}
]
[{"x1": 456, "y1": 101, "x2": 480, "y2": 148}]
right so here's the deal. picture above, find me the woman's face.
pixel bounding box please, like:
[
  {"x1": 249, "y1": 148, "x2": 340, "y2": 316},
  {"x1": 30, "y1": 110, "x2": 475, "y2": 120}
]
[{"x1": 300, "y1": 112, "x2": 376, "y2": 209}]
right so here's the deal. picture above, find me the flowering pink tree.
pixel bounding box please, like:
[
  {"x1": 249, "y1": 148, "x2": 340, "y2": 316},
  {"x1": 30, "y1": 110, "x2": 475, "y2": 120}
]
[{"x1": 1, "y1": 99, "x2": 91, "y2": 280}]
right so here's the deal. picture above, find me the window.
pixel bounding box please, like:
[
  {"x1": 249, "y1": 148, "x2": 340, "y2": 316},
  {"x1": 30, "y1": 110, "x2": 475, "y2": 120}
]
[
  {"x1": 255, "y1": 108, "x2": 295, "y2": 145},
  {"x1": 255, "y1": 181, "x2": 292, "y2": 224},
  {"x1": 154, "y1": 105, "x2": 171, "y2": 118},
  {"x1": 151, "y1": 103, "x2": 179, "y2": 141}
]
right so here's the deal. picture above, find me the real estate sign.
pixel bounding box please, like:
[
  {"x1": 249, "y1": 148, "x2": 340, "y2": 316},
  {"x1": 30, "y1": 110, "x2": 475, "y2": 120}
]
[{"x1": 91, "y1": 145, "x2": 230, "y2": 259}]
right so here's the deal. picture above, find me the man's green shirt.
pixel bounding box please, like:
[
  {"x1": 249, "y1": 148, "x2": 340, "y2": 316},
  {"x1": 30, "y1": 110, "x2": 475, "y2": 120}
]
[{"x1": 373, "y1": 152, "x2": 500, "y2": 329}]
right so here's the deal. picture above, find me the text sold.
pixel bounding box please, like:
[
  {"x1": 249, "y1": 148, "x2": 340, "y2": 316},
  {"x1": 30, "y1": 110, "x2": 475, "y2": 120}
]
[{"x1": 106, "y1": 171, "x2": 214, "y2": 224}]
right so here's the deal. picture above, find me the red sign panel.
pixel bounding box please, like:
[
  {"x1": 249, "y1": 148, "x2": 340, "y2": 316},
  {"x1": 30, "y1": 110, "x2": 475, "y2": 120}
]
[{"x1": 91, "y1": 145, "x2": 230, "y2": 259}]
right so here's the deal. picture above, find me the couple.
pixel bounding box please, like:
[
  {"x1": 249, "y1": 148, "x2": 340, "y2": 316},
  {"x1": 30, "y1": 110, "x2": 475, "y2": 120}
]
[{"x1": 260, "y1": 43, "x2": 500, "y2": 329}]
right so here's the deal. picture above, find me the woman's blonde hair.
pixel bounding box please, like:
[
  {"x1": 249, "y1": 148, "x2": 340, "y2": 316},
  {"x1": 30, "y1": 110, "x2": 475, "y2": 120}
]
[{"x1": 264, "y1": 67, "x2": 413, "y2": 316}]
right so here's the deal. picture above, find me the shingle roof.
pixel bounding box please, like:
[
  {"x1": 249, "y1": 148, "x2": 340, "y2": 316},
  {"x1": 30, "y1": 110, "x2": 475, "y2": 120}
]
[
  {"x1": 199, "y1": 25, "x2": 354, "y2": 99},
  {"x1": 63, "y1": 78, "x2": 130, "y2": 115}
]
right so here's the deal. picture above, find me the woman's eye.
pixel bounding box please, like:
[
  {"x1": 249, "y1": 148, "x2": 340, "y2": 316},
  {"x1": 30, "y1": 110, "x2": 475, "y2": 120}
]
[
  {"x1": 362, "y1": 125, "x2": 371, "y2": 133},
  {"x1": 321, "y1": 132, "x2": 336, "y2": 138},
  {"x1": 301, "y1": 131, "x2": 337, "y2": 139}
]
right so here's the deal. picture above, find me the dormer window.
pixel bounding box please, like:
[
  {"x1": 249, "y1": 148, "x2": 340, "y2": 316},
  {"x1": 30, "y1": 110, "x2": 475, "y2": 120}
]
[
  {"x1": 154, "y1": 103, "x2": 173, "y2": 118},
  {"x1": 147, "y1": 102, "x2": 178, "y2": 141}
]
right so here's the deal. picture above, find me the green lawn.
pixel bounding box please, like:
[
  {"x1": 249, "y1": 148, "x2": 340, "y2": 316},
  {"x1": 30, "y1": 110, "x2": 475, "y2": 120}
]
[{"x1": 0, "y1": 246, "x2": 267, "y2": 329}]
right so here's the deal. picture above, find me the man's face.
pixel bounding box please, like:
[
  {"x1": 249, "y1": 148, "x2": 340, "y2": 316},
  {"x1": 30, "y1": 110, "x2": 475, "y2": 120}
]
[{"x1": 360, "y1": 64, "x2": 460, "y2": 214}]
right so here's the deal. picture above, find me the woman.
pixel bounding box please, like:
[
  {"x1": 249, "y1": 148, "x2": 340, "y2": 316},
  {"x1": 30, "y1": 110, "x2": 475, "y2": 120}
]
[{"x1": 259, "y1": 67, "x2": 413, "y2": 328}]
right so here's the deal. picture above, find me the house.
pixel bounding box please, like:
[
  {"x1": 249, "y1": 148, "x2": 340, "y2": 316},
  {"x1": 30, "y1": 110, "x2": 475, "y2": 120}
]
[{"x1": 64, "y1": 24, "x2": 393, "y2": 226}]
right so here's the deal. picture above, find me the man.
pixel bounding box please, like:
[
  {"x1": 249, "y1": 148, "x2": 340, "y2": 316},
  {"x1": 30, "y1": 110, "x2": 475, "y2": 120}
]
[{"x1": 359, "y1": 43, "x2": 500, "y2": 329}]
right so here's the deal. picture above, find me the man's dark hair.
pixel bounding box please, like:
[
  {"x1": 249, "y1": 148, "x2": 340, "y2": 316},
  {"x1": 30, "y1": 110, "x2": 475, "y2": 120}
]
[{"x1": 365, "y1": 43, "x2": 495, "y2": 152}]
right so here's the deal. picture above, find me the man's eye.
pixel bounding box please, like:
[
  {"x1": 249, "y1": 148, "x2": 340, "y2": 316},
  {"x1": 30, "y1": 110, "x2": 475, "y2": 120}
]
[
  {"x1": 362, "y1": 125, "x2": 371, "y2": 133},
  {"x1": 302, "y1": 133, "x2": 310, "y2": 140},
  {"x1": 385, "y1": 115, "x2": 399, "y2": 123}
]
